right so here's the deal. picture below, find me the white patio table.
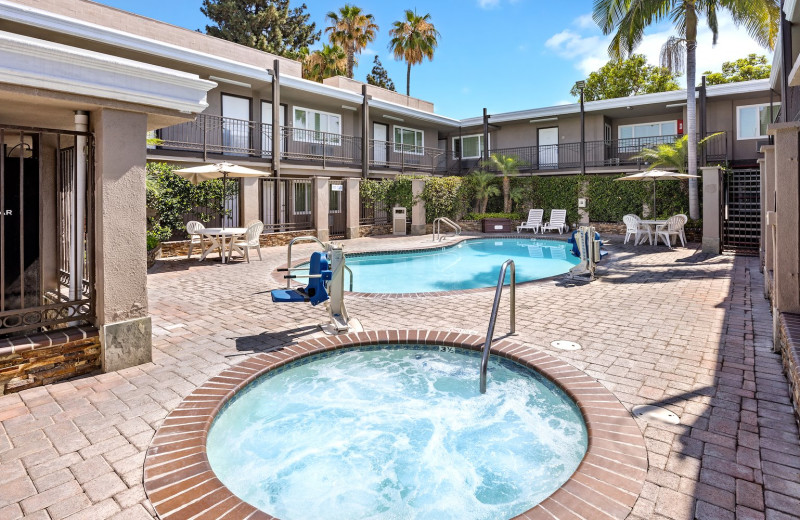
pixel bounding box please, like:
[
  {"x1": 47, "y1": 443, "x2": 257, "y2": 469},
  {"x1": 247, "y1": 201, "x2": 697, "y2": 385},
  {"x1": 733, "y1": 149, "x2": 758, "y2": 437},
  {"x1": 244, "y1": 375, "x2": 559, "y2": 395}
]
[
  {"x1": 637, "y1": 219, "x2": 668, "y2": 246},
  {"x1": 197, "y1": 227, "x2": 247, "y2": 263}
]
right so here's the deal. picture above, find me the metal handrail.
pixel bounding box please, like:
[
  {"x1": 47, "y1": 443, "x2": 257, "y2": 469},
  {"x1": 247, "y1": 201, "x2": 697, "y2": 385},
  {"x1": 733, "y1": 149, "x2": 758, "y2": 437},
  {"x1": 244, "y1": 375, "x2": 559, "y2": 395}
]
[
  {"x1": 432, "y1": 217, "x2": 462, "y2": 241},
  {"x1": 480, "y1": 259, "x2": 516, "y2": 394},
  {"x1": 284, "y1": 235, "x2": 353, "y2": 292},
  {"x1": 286, "y1": 236, "x2": 326, "y2": 288}
]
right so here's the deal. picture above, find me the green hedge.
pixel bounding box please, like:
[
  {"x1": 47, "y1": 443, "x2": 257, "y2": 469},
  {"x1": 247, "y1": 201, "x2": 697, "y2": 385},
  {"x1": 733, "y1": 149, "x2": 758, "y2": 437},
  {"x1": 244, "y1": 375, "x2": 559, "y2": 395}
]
[
  {"x1": 361, "y1": 175, "x2": 471, "y2": 223},
  {"x1": 584, "y1": 174, "x2": 696, "y2": 222},
  {"x1": 514, "y1": 175, "x2": 583, "y2": 225}
]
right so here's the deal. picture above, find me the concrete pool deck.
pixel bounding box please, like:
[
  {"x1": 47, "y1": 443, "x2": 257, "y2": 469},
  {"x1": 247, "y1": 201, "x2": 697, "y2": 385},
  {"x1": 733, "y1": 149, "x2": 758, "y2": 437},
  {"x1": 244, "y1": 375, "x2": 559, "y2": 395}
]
[{"x1": 1, "y1": 233, "x2": 799, "y2": 520}]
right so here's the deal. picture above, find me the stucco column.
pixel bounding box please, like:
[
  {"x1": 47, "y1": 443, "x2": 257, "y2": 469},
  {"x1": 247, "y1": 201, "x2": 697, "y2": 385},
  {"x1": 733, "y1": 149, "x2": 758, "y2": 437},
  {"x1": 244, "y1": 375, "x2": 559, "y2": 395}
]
[
  {"x1": 92, "y1": 108, "x2": 151, "y2": 372},
  {"x1": 410, "y1": 179, "x2": 426, "y2": 235},
  {"x1": 769, "y1": 123, "x2": 800, "y2": 315},
  {"x1": 314, "y1": 176, "x2": 330, "y2": 242},
  {"x1": 701, "y1": 166, "x2": 721, "y2": 255},
  {"x1": 241, "y1": 177, "x2": 260, "y2": 225},
  {"x1": 345, "y1": 177, "x2": 360, "y2": 239}
]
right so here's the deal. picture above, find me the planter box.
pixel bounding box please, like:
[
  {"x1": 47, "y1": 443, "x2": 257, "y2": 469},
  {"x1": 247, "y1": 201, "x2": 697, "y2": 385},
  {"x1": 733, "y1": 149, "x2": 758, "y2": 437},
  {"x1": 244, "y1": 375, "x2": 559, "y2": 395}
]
[
  {"x1": 147, "y1": 244, "x2": 161, "y2": 269},
  {"x1": 482, "y1": 218, "x2": 513, "y2": 233}
]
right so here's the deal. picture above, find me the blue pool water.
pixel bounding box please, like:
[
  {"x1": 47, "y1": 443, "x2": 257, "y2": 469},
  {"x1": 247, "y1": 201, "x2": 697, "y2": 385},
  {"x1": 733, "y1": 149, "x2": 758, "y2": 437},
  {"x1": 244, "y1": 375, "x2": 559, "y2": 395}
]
[
  {"x1": 207, "y1": 346, "x2": 588, "y2": 520},
  {"x1": 343, "y1": 238, "x2": 579, "y2": 293}
]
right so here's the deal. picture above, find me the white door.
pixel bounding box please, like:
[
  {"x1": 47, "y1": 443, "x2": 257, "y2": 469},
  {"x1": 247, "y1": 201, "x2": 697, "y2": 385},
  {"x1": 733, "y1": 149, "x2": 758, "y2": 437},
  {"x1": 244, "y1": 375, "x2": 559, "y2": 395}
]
[
  {"x1": 261, "y1": 101, "x2": 286, "y2": 155},
  {"x1": 373, "y1": 122, "x2": 388, "y2": 165},
  {"x1": 538, "y1": 127, "x2": 558, "y2": 169},
  {"x1": 221, "y1": 94, "x2": 250, "y2": 155}
]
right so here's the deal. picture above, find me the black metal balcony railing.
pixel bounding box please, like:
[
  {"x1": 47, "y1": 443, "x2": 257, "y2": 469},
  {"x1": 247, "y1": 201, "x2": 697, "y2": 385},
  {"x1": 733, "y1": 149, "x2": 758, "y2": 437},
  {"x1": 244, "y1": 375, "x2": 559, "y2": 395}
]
[
  {"x1": 369, "y1": 140, "x2": 444, "y2": 173},
  {"x1": 280, "y1": 127, "x2": 362, "y2": 168},
  {"x1": 484, "y1": 133, "x2": 727, "y2": 172},
  {"x1": 152, "y1": 117, "x2": 729, "y2": 175}
]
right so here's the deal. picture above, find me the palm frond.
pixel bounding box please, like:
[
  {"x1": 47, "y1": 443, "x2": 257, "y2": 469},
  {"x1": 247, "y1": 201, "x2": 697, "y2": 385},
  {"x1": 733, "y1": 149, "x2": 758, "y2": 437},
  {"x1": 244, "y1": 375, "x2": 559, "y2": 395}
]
[{"x1": 660, "y1": 36, "x2": 686, "y2": 73}]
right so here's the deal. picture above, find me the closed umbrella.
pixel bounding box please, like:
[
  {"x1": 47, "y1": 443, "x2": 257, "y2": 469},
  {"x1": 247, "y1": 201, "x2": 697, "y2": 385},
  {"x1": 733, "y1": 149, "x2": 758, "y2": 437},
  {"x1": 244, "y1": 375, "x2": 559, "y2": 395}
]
[
  {"x1": 614, "y1": 169, "x2": 699, "y2": 218},
  {"x1": 174, "y1": 162, "x2": 269, "y2": 228}
]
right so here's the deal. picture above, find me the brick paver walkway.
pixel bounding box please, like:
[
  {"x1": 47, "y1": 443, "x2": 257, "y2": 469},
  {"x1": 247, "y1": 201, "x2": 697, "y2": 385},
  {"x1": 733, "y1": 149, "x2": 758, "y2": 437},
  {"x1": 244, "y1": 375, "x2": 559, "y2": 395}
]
[{"x1": 1, "y1": 234, "x2": 799, "y2": 520}]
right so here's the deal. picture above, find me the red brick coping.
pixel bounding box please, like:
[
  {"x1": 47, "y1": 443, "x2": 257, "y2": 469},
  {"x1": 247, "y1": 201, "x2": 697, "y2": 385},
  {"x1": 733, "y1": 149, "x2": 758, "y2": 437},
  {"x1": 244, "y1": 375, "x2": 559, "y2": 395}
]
[
  {"x1": 143, "y1": 330, "x2": 647, "y2": 520},
  {"x1": 271, "y1": 235, "x2": 582, "y2": 299}
]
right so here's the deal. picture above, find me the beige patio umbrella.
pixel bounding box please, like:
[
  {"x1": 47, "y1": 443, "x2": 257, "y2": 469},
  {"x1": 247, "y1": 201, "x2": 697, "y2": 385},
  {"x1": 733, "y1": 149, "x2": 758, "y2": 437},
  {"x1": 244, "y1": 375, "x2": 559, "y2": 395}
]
[
  {"x1": 614, "y1": 170, "x2": 699, "y2": 218},
  {"x1": 174, "y1": 162, "x2": 270, "y2": 228}
]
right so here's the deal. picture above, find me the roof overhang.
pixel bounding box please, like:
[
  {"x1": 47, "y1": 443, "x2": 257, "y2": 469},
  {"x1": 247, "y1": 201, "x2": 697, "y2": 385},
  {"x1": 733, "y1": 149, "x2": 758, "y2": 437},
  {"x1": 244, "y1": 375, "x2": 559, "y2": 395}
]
[
  {"x1": 460, "y1": 79, "x2": 773, "y2": 126},
  {"x1": 0, "y1": 30, "x2": 215, "y2": 113},
  {"x1": 0, "y1": 0, "x2": 272, "y2": 84},
  {"x1": 369, "y1": 98, "x2": 460, "y2": 127}
]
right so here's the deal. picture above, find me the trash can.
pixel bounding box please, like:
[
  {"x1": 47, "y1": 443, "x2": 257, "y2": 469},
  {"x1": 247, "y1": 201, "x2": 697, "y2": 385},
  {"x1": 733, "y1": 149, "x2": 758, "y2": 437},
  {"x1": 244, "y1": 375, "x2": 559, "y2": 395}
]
[{"x1": 393, "y1": 207, "x2": 407, "y2": 235}]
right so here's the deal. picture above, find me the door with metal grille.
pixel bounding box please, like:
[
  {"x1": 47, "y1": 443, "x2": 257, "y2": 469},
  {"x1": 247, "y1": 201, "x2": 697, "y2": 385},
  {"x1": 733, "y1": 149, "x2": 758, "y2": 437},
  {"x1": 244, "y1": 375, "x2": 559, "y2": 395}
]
[
  {"x1": 722, "y1": 168, "x2": 760, "y2": 253},
  {"x1": 329, "y1": 181, "x2": 346, "y2": 239}
]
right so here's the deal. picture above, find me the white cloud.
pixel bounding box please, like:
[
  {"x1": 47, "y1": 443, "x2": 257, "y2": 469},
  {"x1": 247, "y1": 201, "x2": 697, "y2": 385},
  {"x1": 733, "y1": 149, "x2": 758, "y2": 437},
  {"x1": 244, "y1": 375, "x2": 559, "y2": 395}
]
[
  {"x1": 478, "y1": 0, "x2": 500, "y2": 8},
  {"x1": 361, "y1": 47, "x2": 377, "y2": 57},
  {"x1": 546, "y1": 12, "x2": 772, "y2": 82},
  {"x1": 573, "y1": 13, "x2": 596, "y2": 30}
]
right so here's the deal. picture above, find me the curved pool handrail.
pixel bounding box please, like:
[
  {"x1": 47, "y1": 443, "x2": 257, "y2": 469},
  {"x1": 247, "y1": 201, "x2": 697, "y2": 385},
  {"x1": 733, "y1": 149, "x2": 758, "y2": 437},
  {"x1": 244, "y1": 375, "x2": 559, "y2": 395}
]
[
  {"x1": 480, "y1": 259, "x2": 515, "y2": 394},
  {"x1": 433, "y1": 217, "x2": 462, "y2": 241},
  {"x1": 286, "y1": 236, "x2": 327, "y2": 288}
]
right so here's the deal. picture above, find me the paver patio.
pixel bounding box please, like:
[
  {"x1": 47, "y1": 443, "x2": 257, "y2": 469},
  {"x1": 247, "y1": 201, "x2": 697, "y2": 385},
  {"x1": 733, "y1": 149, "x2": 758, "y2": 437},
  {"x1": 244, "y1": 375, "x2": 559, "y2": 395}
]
[{"x1": 1, "y1": 234, "x2": 799, "y2": 520}]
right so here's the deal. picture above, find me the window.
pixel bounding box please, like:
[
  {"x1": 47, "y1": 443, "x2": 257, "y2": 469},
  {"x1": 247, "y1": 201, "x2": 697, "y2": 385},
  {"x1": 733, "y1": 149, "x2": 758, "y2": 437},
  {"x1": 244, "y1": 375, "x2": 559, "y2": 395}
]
[
  {"x1": 737, "y1": 103, "x2": 777, "y2": 140},
  {"x1": 394, "y1": 126, "x2": 424, "y2": 154},
  {"x1": 329, "y1": 188, "x2": 342, "y2": 213},
  {"x1": 452, "y1": 134, "x2": 486, "y2": 159},
  {"x1": 618, "y1": 120, "x2": 677, "y2": 139},
  {"x1": 294, "y1": 182, "x2": 311, "y2": 214},
  {"x1": 293, "y1": 107, "x2": 341, "y2": 144}
]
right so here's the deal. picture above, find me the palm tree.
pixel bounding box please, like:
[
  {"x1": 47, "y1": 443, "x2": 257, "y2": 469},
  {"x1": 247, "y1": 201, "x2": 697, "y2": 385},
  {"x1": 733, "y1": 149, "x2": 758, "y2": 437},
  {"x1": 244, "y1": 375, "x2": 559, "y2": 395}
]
[
  {"x1": 634, "y1": 132, "x2": 723, "y2": 174},
  {"x1": 325, "y1": 5, "x2": 379, "y2": 79},
  {"x1": 468, "y1": 170, "x2": 500, "y2": 214},
  {"x1": 388, "y1": 10, "x2": 440, "y2": 96},
  {"x1": 303, "y1": 44, "x2": 347, "y2": 83},
  {"x1": 482, "y1": 153, "x2": 525, "y2": 213},
  {"x1": 593, "y1": 0, "x2": 779, "y2": 219}
]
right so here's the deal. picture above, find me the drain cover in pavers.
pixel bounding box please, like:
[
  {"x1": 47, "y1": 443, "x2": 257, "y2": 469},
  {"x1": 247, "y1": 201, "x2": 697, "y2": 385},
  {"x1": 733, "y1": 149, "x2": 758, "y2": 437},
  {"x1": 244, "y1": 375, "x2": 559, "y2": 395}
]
[
  {"x1": 551, "y1": 340, "x2": 582, "y2": 351},
  {"x1": 632, "y1": 404, "x2": 680, "y2": 425}
]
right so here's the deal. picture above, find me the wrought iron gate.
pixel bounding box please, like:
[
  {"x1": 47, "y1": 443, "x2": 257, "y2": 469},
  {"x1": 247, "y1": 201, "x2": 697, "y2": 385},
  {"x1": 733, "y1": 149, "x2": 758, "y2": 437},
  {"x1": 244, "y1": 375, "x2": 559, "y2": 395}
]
[
  {"x1": 328, "y1": 180, "x2": 346, "y2": 239},
  {"x1": 722, "y1": 168, "x2": 760, "y2": 254}
]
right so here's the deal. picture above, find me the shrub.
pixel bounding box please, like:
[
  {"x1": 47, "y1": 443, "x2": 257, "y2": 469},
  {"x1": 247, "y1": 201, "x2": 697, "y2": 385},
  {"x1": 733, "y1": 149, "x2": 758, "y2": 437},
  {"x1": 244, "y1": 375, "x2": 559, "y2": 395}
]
[
  {"x1": 420, "y1": 176, "x2": 471, "y2": 222},
  {"x1": 464, "y1": 212, "x2": 523, "y2": 220},
  {"x1": 516, "y1": 175, "x2": 583, "y2": 225}
]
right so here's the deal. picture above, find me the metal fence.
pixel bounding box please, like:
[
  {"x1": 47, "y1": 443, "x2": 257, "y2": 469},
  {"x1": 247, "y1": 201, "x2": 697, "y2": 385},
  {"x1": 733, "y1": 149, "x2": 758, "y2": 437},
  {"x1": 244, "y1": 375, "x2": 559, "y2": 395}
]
[
  {"x1": 281, "y1": 127, "x2": 362, "y2": 168},
  {"x1": 156, "y1": 114, "x2": 271, "y2": 159},
  {"x1": 2, "y1": 125, "x2": 95, "y2": 337},
  {"x1": 360, "y1": 198, "x2": 389, "y2": 225},
  {"x1": 260, "y1": 178, "x2": 314, "y2": 233},
  {"x1": 369, "y1": 140, "x2": 444, "y2": 173}
]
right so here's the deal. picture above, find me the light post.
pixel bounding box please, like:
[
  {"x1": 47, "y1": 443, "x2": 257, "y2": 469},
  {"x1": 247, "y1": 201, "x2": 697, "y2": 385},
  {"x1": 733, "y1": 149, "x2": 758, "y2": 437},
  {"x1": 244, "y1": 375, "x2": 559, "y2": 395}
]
[{"x1": 575, "y1": 80, "x2": 586, "y2": 175}]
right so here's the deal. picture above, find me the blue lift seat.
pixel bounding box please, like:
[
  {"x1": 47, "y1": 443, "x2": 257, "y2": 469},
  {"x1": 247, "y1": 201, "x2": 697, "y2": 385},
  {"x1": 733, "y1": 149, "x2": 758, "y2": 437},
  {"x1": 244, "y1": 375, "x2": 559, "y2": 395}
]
[
  {"x1": 271, "y1": 252, "x2": 332, "y2": 306},
  {"x1": 567, "y1": 230, "x2": 608, "y2": 260}
]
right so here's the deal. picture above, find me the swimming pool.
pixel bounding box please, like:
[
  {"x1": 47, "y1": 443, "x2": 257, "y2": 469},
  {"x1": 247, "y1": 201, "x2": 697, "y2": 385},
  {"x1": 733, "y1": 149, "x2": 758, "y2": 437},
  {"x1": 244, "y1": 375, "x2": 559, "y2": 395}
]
[
  {"x1": 207, "y1": 345, "x2": 588, "y2": 520},
  {"x1": 342, "y1": 238, "x2": 578, "y2": 293}
]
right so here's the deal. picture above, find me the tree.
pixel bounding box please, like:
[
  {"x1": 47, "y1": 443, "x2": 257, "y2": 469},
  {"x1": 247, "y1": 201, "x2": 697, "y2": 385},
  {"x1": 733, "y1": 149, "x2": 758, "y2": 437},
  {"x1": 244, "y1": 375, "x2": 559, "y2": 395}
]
[
  {"x1": 704, "y1": 54, "x2": 771, "y2": 85},
  {"x1": 570, "y1": 54, "x2": 680, "y2": 101},
  {"x1": 366, "y1": 56, "x2": 396, "y2": 91},
  {"x1": 325, "y1": 5, "x2": 378, "y2": 79},
  {"x1": 594, "y1": 0, "x2": 779, "y2": 220},
  {"x1": 388, "y1": 10, "x2": 440, "y2": 96},
  {"x1": 303, "y1": 44, "x2": 347, "y2": 82},
  {"x1": 482, "y1": 154, "x2": 525, "y2": 213},
  {"x1": 468, "y1": 170, "x2": 500, "y2": 213},
  {"x1": 634, "y1": 133, "x2": 724, "y2": 174},
  {"x1": 201, "y1": 0, "x2": 320, "y2": 60}
]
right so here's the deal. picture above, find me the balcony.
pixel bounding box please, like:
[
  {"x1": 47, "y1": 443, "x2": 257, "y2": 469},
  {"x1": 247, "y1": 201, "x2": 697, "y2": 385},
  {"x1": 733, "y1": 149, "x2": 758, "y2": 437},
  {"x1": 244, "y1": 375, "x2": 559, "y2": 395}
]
[
  {"x1": 483, "y1": 133, "x2": 728, "y2": 173},
  {"x1": 150, "y1": 116, "x2": 728, "y2": 175}
]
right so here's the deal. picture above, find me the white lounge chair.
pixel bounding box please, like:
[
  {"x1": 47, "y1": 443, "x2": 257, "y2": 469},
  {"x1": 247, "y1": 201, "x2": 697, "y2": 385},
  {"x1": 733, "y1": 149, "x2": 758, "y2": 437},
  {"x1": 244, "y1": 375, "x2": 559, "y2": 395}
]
[
  {"x1": 517, "y1": 209, "x2": 544, "y2": 233},
  {"x1": 229, "y1": 221, "x2": 264, "y2": 262},
  {"x1": 654, "y1": 215, "x2": 686, "y2": 247},
  {"x1": 186, "y1": 221, "x2": 206, "y2": 259},
  {"x1": 623, "y1": 214, "x2": 650, "y2": 245},
  {"x1": 541, "y1": 209, "x2": 568, "y2": 234}
]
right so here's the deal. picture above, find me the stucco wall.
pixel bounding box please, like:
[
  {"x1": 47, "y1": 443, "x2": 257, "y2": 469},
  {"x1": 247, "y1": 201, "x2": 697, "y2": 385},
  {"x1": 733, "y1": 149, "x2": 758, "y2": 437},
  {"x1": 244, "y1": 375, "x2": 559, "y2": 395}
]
[
  {"x1": 323, "y1": 76, "x2": 435, "y2": 112},
  {"x1": 92, "y1": 108, "x2": 149, "y2": 325}
]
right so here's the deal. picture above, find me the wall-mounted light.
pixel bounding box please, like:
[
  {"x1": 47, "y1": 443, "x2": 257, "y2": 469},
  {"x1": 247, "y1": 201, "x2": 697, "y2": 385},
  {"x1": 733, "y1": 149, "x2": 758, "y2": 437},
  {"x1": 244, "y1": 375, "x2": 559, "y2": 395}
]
[
  {"x1": 665, "y1": 102, "x2": 687, "y2": 108},
  {"x1": 341, "y1": 105, "x2": 358, "y2": 111},
  {"x1": 382, "y1": 115, "x2": 404, "y2": 122},
  {"x1": 529, "y1": 117, "x2": 558, "y2": 123}
]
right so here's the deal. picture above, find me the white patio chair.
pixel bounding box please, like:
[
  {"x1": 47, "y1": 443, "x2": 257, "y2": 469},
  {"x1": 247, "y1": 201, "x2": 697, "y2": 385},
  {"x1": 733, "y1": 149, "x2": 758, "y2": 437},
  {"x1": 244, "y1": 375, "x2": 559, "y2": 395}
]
[
  {"x1": 675, "y1": 214, "x2": 689, "y2": 245},
  {"x1": 654, "y1": 215, "x2": 686, "y2": 247},
  {"x1": 186, "y1": 221, "x2": 206, "y2": 259},
  {"x1": 541, "y1": 209, "x2": 568, "y2": 234},
  {"x1": 517, "y1": 209, "x2": 544, "y2": 233},
  {"x1": 623, "y1": 214, "x2": 650, "y2": 245},
  {"x1": 228, "y1": 221, "x2": 264, "y2": 262}
]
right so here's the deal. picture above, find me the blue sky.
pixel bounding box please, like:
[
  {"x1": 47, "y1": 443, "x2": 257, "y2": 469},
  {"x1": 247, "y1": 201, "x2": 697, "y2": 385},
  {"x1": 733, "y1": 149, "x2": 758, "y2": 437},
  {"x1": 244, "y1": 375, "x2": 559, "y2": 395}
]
[{"x1": 96, "y1": 0, "x2": 771, "y2": 119}]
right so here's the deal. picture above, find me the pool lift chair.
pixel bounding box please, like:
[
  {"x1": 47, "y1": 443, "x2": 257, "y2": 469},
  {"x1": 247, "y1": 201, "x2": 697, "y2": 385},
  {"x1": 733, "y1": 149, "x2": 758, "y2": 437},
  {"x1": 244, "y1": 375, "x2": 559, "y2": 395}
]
[
  {"x1": 567, "y1": 226, "x2": 607, "y2": 281},
  {"x1": 271, "y1": 238, "x2": 361, "y2": 335}
]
